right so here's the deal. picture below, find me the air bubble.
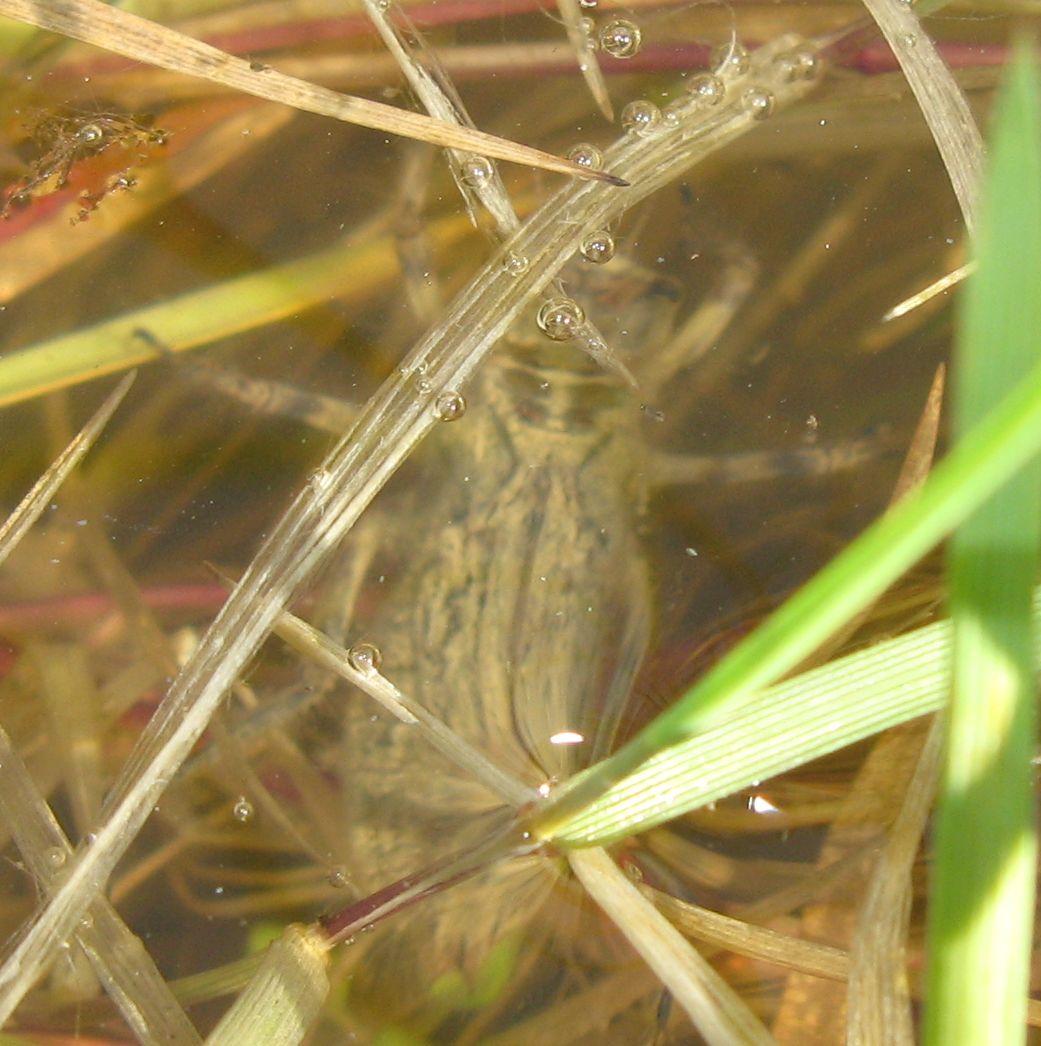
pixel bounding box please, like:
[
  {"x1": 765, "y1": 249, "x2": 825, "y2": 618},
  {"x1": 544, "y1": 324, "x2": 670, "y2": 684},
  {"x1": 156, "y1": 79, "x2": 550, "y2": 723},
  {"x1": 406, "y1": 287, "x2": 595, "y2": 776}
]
[
  {"x1": 686, "y1": 73, "x2": 725, "y2": 105},
  {"x1": 580, "y1": 230, "x2": 616, "y2": 264},
  {"x1": 566, "y1": 142, "x2": 603, "y2": 171},
  {"x1": 742, "y1": 86, "x2": 775, "y2": 120},
  {"x1": 792, "y1": 47, "x2": 820, "y2": 80},
  {"x1": 777, "y1": 46, "x2": 820, "y2": 82},
  {"x1": 598, "y1": 18, "x2": 642, "y2": 59},
  {"x1": 503, "y1": 251, "x2": 529, "y2": 276},
  {"x1": 459, "y1": 155, "x2": 493, "y2": 187},
  {"x1": 328, "y1": 865, "x2": 350, "y2": 888},
  {"x1": 77, "y1": 123, "x2": 104, "y2": 145},
  {"x1": 45, "y1": 847, "x2": 67, "y2": 869},
  {"x1": 620, "y1": 100, "x2": 661, "y2": 134},
  {"x1": 712, "y1": 42, "x2": 749, "y2": 77},
  {"x1": 536, "y1": 297, "x2": 586, "y2": 341},
  {"x1": 232, "y1": 797, "x2": 254, "y2": 822},
  {"x1": 348, "y1": 641, "x2": 383, "y2": 675},
  {"x1": 434, "y1": 390, "x2": 467, "y2": 421}
]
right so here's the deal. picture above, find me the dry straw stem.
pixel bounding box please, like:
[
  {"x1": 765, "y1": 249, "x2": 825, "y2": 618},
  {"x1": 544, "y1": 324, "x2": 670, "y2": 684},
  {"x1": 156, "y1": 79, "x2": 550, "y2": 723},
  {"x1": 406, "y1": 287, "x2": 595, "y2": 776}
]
[
  {"x1": 0, "y1": 0, "x2": 622, "y2": 183},
  {"x1": 859, "y1": 0, "x2": 983, "y2": 231},
  {"x1": 569, "y1": 847, "x2": 773, "y2": 1045},
  {"x1": 846, "y1": 718, "x2": 943, "y2": 1046},
  {"x1": 647, "y1": 888, "x2": 850, "y2": 983},
  {"x1": 556, "y1": 0, "x2": 614, "y2": 119},
  {"x1": 273, "y1": 605, "x2": 535, "y2": 806},
  {"x1": 362, "y1": 0, "x2": 633, "y2": 380},
  {"x1": 0, "y1": 726, "x2": 201, "y2": 1045},
  {"x1": 0, "y1": 372, "x2": 133, "y2": 564},
  {"x1": 0, "y1": 33, "x2": 820, "y2": 1022},
  {"x1": 361, "y1": 0, "x2": 520, "y2": 239}
]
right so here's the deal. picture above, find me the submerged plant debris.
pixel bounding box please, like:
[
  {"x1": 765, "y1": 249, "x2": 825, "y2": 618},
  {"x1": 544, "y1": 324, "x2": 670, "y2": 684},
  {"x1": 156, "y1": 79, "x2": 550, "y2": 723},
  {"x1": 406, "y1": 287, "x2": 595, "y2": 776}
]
[{"x1": 0, "y1": 0, "x2": 1030, "y2": 1042}]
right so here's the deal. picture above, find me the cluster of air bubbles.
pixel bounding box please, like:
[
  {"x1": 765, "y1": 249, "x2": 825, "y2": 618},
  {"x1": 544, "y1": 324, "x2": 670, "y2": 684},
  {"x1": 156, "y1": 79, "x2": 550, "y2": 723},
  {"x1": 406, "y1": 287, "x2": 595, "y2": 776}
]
[
  {"x1": 566, "y1": 142, "x2": 603, "y2": 171},
  {"x1": 232, "y1": 796, "x2": 254, "y2": 823},
  {"x1": 621, "y1": 99, "x2": 661, "y2": 135},
  {"x1": 503, "y1": 250, "x2": 529, "y2": 276},
  {"x1": 597, "y1": 18, "x2": 642, "y2": 59},
  {"x1": 685, "y1": 73, "x2": 726, "y2": 106},
  {"x1": 347, "y1": 641, "x2": 383, "y2": 676},
  {"x1": 537, "y1": 297, "x2": 586, "y2": 341},
  {"x1": 711, "y1": 41, "x2": 750, "y2": 77},
  {"x1": 775, "y1": 45, "x2": 820, "y2": 83},
  {"x1": 741, "y1": 86, "x2": 775, "y2": 121},
  {"x1": 459, "y1": 154, "x2": 494, "y2": 187},
  {"x1": 434, "y1": 390, "x2": 467, "y2": 422},
  {"x1": 580, "y1": 230, "x2": 616, "y2": 264}
]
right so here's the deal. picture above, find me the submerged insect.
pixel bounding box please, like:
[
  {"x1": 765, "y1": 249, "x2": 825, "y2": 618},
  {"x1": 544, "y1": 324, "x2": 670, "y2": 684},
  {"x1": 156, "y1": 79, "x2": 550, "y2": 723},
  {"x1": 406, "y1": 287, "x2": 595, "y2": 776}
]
[
  {"x1": 269, "y1": 240, "x2": 878, "y2": 1036},
  {"x1": 1, "y1": 109, "x2": 166, "y2": 222}
]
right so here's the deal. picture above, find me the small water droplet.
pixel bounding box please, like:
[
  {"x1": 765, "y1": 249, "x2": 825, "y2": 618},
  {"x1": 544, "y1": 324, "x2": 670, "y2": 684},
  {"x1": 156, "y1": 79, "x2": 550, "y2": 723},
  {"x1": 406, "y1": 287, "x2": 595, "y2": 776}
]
[
  {"x1": 537, "y1": 297, "x2": 586, "y2": 341},
  {"x1": 459, "y1": 154, "x2": 493, "y2": 187},
  {"x1": 579, "y1": 0, "x2": 597, "y2": 8},
  {"x1": 686, "y1": 73, "x2": 725, "y2": 105},
  {"x1": 580, "y1": 230, "x2": 616, "y2": 264},
  {"x1": 742, "y1": 86, "x2": 775, "y2": 120},
  {"x1": 348, "y1": 641, "x2": 383, "y2": 675},
  {"x1": 434, "y1": 390, "x2": 467, "y2": 421},
  {"x1": 232, "y1": 797, "x2": 254, "y2": 822},
  {"x1": 503, "y1": 251, "x2": 529, "y2": 276},
  {"x1": 625, "y1": 861, "x2": 644, "y2": 882},
  {"x1": 712, "y1": 41, "x2": 749, "y2": 77},
  {"x1": 566, "y1": 142, "x2": 603, "y2": 171},
  {"x1": 328, "y1": 865, "x2": 350, "y2": 888},
  {"x1": 901, "y1": 32, "x2": 917, "y2": 49},
  {"x1": 598, "y1": 18, "x2": 642, "y2": 59},
  {"x1": 45, "y1": 846, "x2": 66, "y2": 869},
  {"x1": 621, "y1": 99, "x2": 661, "y2": 135},
  {"x1": 415, "y1": 375, "x2": 433, "y2": 395}
]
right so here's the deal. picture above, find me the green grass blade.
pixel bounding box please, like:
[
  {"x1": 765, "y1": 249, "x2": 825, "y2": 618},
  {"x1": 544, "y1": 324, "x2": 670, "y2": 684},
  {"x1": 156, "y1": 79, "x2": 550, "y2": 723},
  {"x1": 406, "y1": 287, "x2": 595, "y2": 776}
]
[
  {"x1": 528, "y1": 326, "x2": 1041, "y2": 841},
  {"x1": 925, "y1": 42, "x2": 1041, "y2": 1046}
]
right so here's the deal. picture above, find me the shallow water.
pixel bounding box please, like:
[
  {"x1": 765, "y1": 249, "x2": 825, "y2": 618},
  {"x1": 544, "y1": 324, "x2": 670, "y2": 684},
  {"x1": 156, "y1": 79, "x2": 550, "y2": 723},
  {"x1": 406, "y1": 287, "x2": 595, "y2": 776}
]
[{"x1": 0, "y1": 1, "x2": 1013, "y2": 1041}]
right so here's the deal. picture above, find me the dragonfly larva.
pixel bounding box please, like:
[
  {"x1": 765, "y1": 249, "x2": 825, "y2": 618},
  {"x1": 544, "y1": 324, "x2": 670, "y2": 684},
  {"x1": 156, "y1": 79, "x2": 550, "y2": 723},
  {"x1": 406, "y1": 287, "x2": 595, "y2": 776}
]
[{"x1": 296, "y1": 243, "x2": 878, "y2": 1031}]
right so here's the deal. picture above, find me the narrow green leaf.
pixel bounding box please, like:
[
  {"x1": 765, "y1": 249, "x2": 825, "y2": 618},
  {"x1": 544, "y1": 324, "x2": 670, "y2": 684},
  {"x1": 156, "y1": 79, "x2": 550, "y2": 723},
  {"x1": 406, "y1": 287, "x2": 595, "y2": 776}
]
[
  {"x1": 926, "y1": 41, "x2": 1041, "y2": 1046},
  {"x1": 527, "y1": 327, "x2": 1041, "y2": 841}
]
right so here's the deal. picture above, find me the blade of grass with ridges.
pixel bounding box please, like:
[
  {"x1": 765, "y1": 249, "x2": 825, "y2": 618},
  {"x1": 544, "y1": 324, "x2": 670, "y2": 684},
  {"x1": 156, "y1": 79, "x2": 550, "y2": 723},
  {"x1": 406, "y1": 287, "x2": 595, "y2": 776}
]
[{"x1": 925, "y1": 41, "x2": 1041, "y2": 1046}]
